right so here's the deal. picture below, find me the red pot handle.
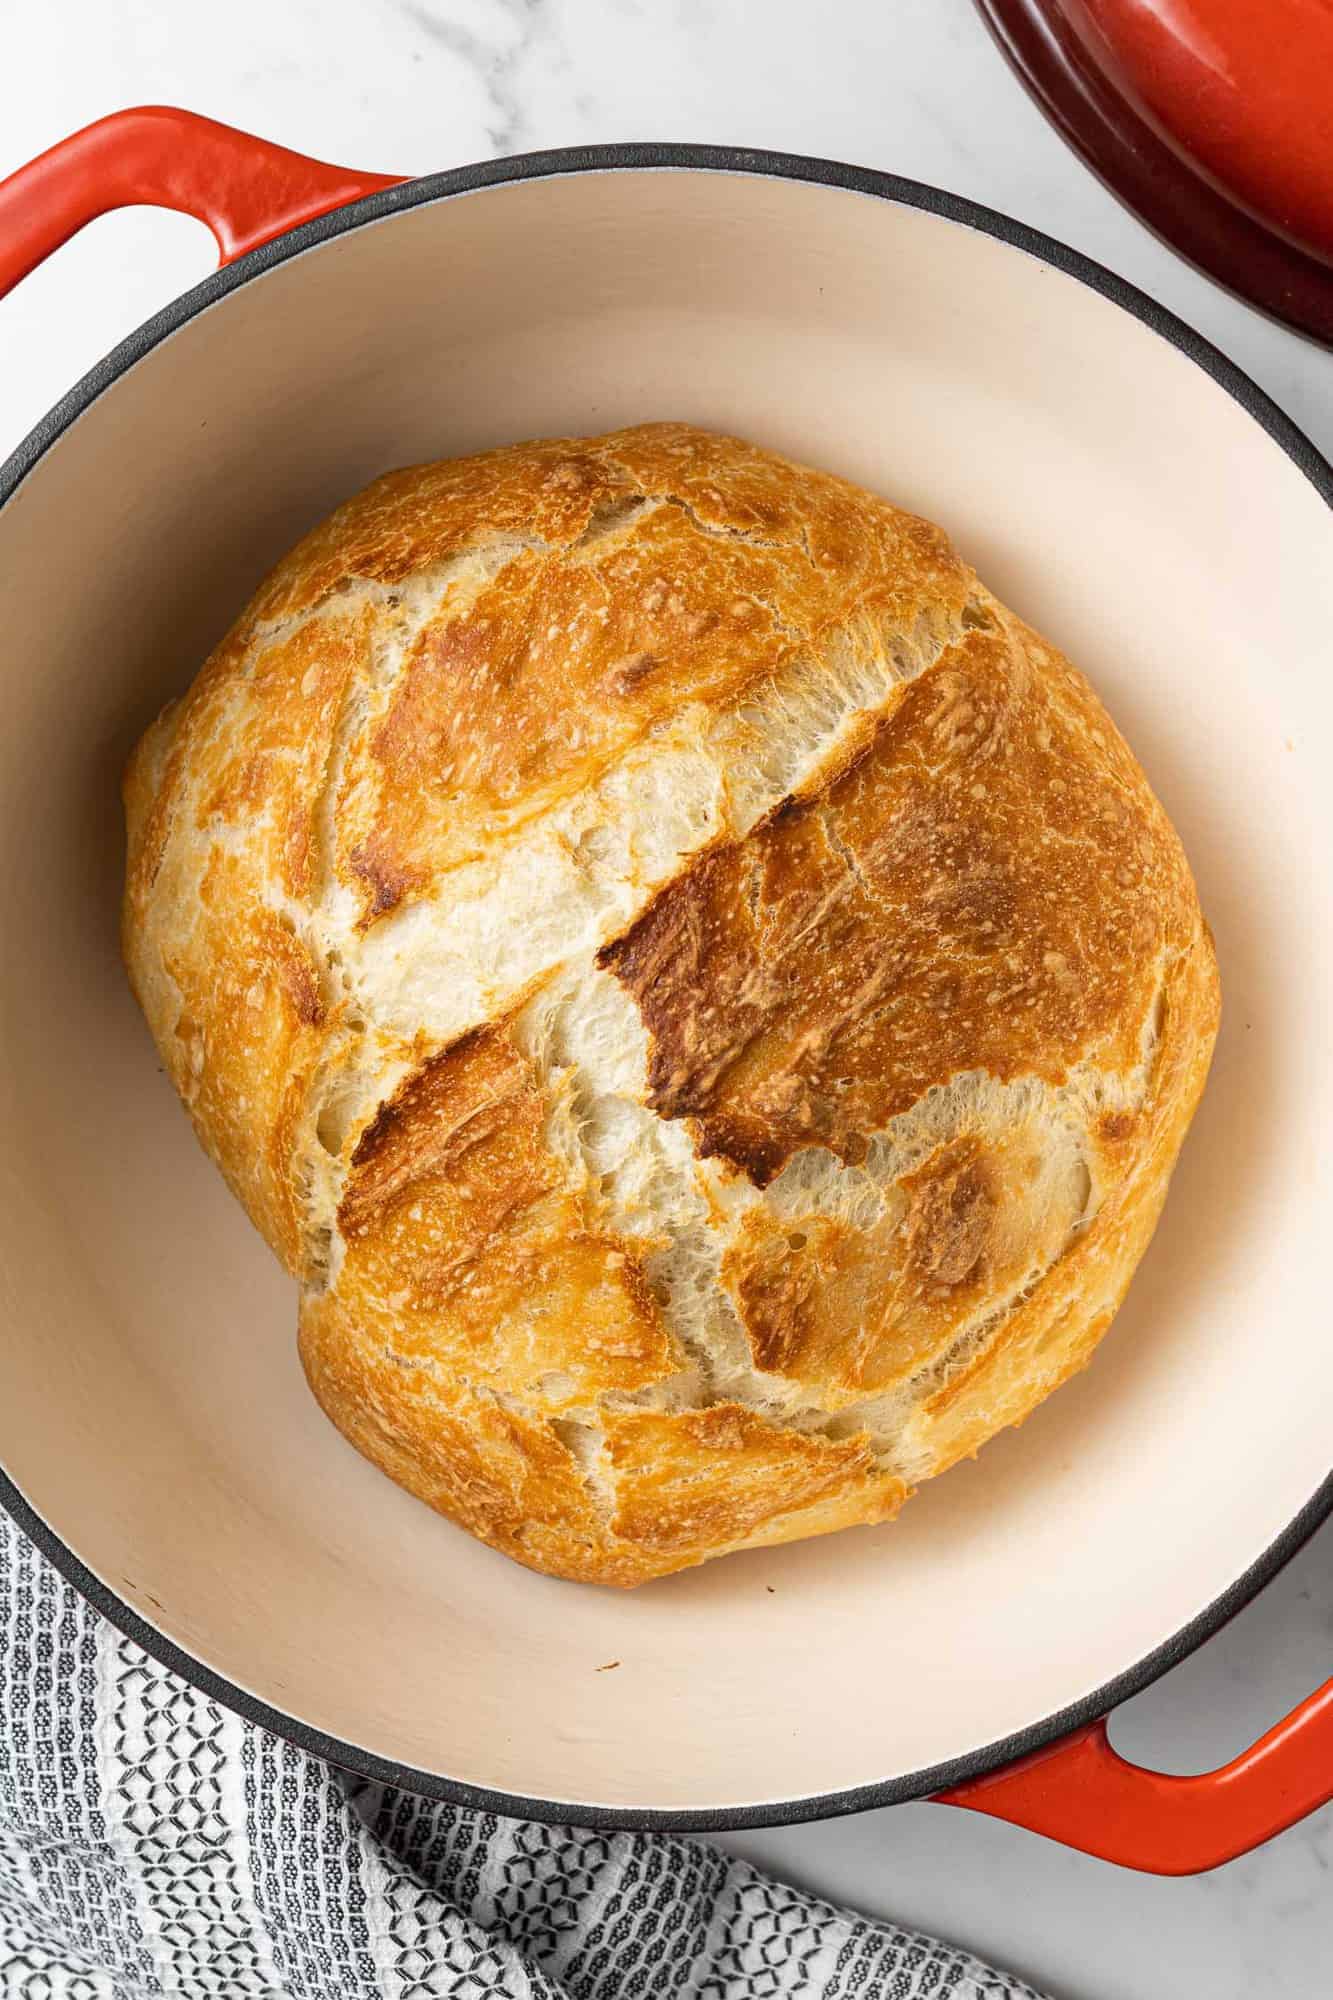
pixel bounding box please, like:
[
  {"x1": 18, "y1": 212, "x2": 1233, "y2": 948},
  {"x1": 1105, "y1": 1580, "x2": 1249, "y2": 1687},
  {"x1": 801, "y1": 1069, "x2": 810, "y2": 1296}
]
[
  {"x1": 937, "y1": 1675, "x2": 1333, "y2": 1873},
  {"x1": 0, "y1": 105, "x2": 404, "y2": 300}
]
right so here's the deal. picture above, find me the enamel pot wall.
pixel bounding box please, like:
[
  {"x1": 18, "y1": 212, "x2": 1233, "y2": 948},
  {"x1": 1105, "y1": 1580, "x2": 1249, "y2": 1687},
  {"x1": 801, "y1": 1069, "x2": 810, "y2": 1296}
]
[{"x1": 1, "y1": 108, "x2": 1331, "y2": 1873}]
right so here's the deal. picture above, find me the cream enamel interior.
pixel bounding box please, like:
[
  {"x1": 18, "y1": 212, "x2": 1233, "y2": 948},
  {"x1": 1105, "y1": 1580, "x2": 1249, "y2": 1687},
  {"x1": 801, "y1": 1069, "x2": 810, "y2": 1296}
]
[{"x1": 1, "y1": 166, "x2": 1330, "y2": 1813}]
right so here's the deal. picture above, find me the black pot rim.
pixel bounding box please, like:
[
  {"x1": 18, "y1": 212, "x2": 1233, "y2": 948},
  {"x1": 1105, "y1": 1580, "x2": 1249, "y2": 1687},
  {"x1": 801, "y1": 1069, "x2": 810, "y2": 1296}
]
[{"x1": 2, "y1": 139, "x2": 1330, "y2": 1834}]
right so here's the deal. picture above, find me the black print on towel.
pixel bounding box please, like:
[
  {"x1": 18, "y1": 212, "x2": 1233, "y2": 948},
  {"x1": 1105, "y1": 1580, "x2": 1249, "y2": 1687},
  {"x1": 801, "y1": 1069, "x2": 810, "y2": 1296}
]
[
  {"x1": 111, "y1": 1632, "x2": 271, "y2": 1996},
  {"x1": 0, "y1": 1506, "x2": 1050, "y2": 2000},
  {"x1": 242, "y1": 1724, "x2": 380, "y2": 1998},
  {"x1": 0, "y1": 1523, "x2": 149, "y2": 1998},
  {"x1": 491, "y1": 1820, "x2": 615, "y2": 1971}
]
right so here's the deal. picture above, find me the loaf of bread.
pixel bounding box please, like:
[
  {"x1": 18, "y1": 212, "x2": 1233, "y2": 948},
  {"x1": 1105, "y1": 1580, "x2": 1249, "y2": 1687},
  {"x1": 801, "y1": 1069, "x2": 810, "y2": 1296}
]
[{"x1": 123, "y1": 424, "x2": 1219, "y2": 1586}]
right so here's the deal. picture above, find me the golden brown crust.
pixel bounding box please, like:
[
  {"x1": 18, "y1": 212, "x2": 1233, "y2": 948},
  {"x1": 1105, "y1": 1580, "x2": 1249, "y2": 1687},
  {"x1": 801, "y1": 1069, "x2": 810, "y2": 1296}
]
[
  {"x1": 297, "y1": 1297, "x2": 907, "y2": 1587},
  {"x1": 328, "y1": 1023, "x2": 679, "y2": 1416},
  {"x1": 602, "y1": 615, "x2": 1188, "y2": 1184},
  {"x1": 905, "y1": 929, "x2": 1219, "y2": 1477},
  {"x1": 123, "y1": 423, "x2": 1219, "y2": 1585},
  {"x1": 298, "y1": 431, "x2": 969, "y2": 930}
]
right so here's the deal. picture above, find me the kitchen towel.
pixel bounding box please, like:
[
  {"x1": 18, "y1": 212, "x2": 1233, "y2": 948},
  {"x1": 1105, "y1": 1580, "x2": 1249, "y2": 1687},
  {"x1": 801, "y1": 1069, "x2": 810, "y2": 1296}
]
[{"x1": 0, "y1": 1511, "x2": 1047, "y2": 1999}]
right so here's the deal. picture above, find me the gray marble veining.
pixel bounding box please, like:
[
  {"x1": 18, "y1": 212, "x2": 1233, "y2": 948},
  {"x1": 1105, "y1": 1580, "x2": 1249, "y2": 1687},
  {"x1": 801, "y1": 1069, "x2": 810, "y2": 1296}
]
[{"x1": 388, "y1": 0, "x2": 553, "y2": 155}]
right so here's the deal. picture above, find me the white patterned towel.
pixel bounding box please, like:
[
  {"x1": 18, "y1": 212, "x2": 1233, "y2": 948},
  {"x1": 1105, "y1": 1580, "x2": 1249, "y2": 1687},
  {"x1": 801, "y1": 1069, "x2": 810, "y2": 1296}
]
[{"x1": 0, "y1": 1511, "x2": 1046, "y2": 2000}]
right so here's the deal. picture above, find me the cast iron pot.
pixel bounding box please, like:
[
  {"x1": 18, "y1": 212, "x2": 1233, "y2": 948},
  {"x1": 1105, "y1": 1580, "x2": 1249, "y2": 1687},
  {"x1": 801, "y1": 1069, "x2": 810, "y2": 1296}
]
[{"x1": 1, "y1": 108, "x2": 1331, "y2": 1874}]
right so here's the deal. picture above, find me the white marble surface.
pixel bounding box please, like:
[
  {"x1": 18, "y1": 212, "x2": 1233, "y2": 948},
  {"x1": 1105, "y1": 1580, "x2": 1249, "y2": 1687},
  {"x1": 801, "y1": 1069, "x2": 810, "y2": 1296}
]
[{"x1": 1, "y1": 4, "x2": 1329, "y2": 1995}]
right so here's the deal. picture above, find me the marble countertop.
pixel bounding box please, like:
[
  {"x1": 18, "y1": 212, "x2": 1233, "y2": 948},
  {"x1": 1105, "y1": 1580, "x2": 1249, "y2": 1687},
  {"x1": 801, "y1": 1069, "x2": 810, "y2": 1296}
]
[{"x1": 2, "y1": 3, "x2": 1329, "y2": 1995}]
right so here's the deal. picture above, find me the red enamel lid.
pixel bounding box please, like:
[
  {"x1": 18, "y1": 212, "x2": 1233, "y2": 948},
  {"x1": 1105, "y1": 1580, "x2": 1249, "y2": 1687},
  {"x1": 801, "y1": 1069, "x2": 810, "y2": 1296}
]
[{"x1": 975, "y1": 0, "x2": 1333, "y2": 344}]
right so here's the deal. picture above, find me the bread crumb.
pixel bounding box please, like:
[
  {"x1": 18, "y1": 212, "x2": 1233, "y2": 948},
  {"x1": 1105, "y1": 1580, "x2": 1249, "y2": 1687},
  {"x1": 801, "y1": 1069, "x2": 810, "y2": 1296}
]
[{"x1": 596, "y1": 1660, "x2": 621, "y2": 1672}]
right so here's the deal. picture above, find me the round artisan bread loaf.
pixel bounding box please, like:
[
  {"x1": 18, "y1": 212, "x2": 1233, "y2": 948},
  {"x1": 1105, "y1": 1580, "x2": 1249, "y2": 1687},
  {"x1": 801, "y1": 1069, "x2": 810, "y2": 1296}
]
[{"x1": 122, "y1": 423, "x2": 1219, "y2": 1586}]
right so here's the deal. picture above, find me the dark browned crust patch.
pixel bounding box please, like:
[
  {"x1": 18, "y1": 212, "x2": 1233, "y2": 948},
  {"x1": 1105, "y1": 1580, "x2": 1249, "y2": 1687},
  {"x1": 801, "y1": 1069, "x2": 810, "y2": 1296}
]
[{"x1": 603, "y1": 620, "x2": 1189, "y2": 1187}]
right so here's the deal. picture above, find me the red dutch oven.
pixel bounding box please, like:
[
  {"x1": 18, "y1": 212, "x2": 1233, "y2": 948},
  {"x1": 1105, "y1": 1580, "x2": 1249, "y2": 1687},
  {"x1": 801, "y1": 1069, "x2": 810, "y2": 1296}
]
[
  {"x1": 1, "y1": 108, "x2": 1331, "y2": 1874},
  {"x1": 974, "y1": 0, "x2": 1333, "y2": 343}
]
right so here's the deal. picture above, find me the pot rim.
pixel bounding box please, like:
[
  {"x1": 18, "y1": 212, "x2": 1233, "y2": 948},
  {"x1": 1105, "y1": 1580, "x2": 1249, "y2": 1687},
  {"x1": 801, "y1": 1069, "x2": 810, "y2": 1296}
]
[{"x1": 2, "y1": 139, "x2": 1330, "y2": 1830}]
